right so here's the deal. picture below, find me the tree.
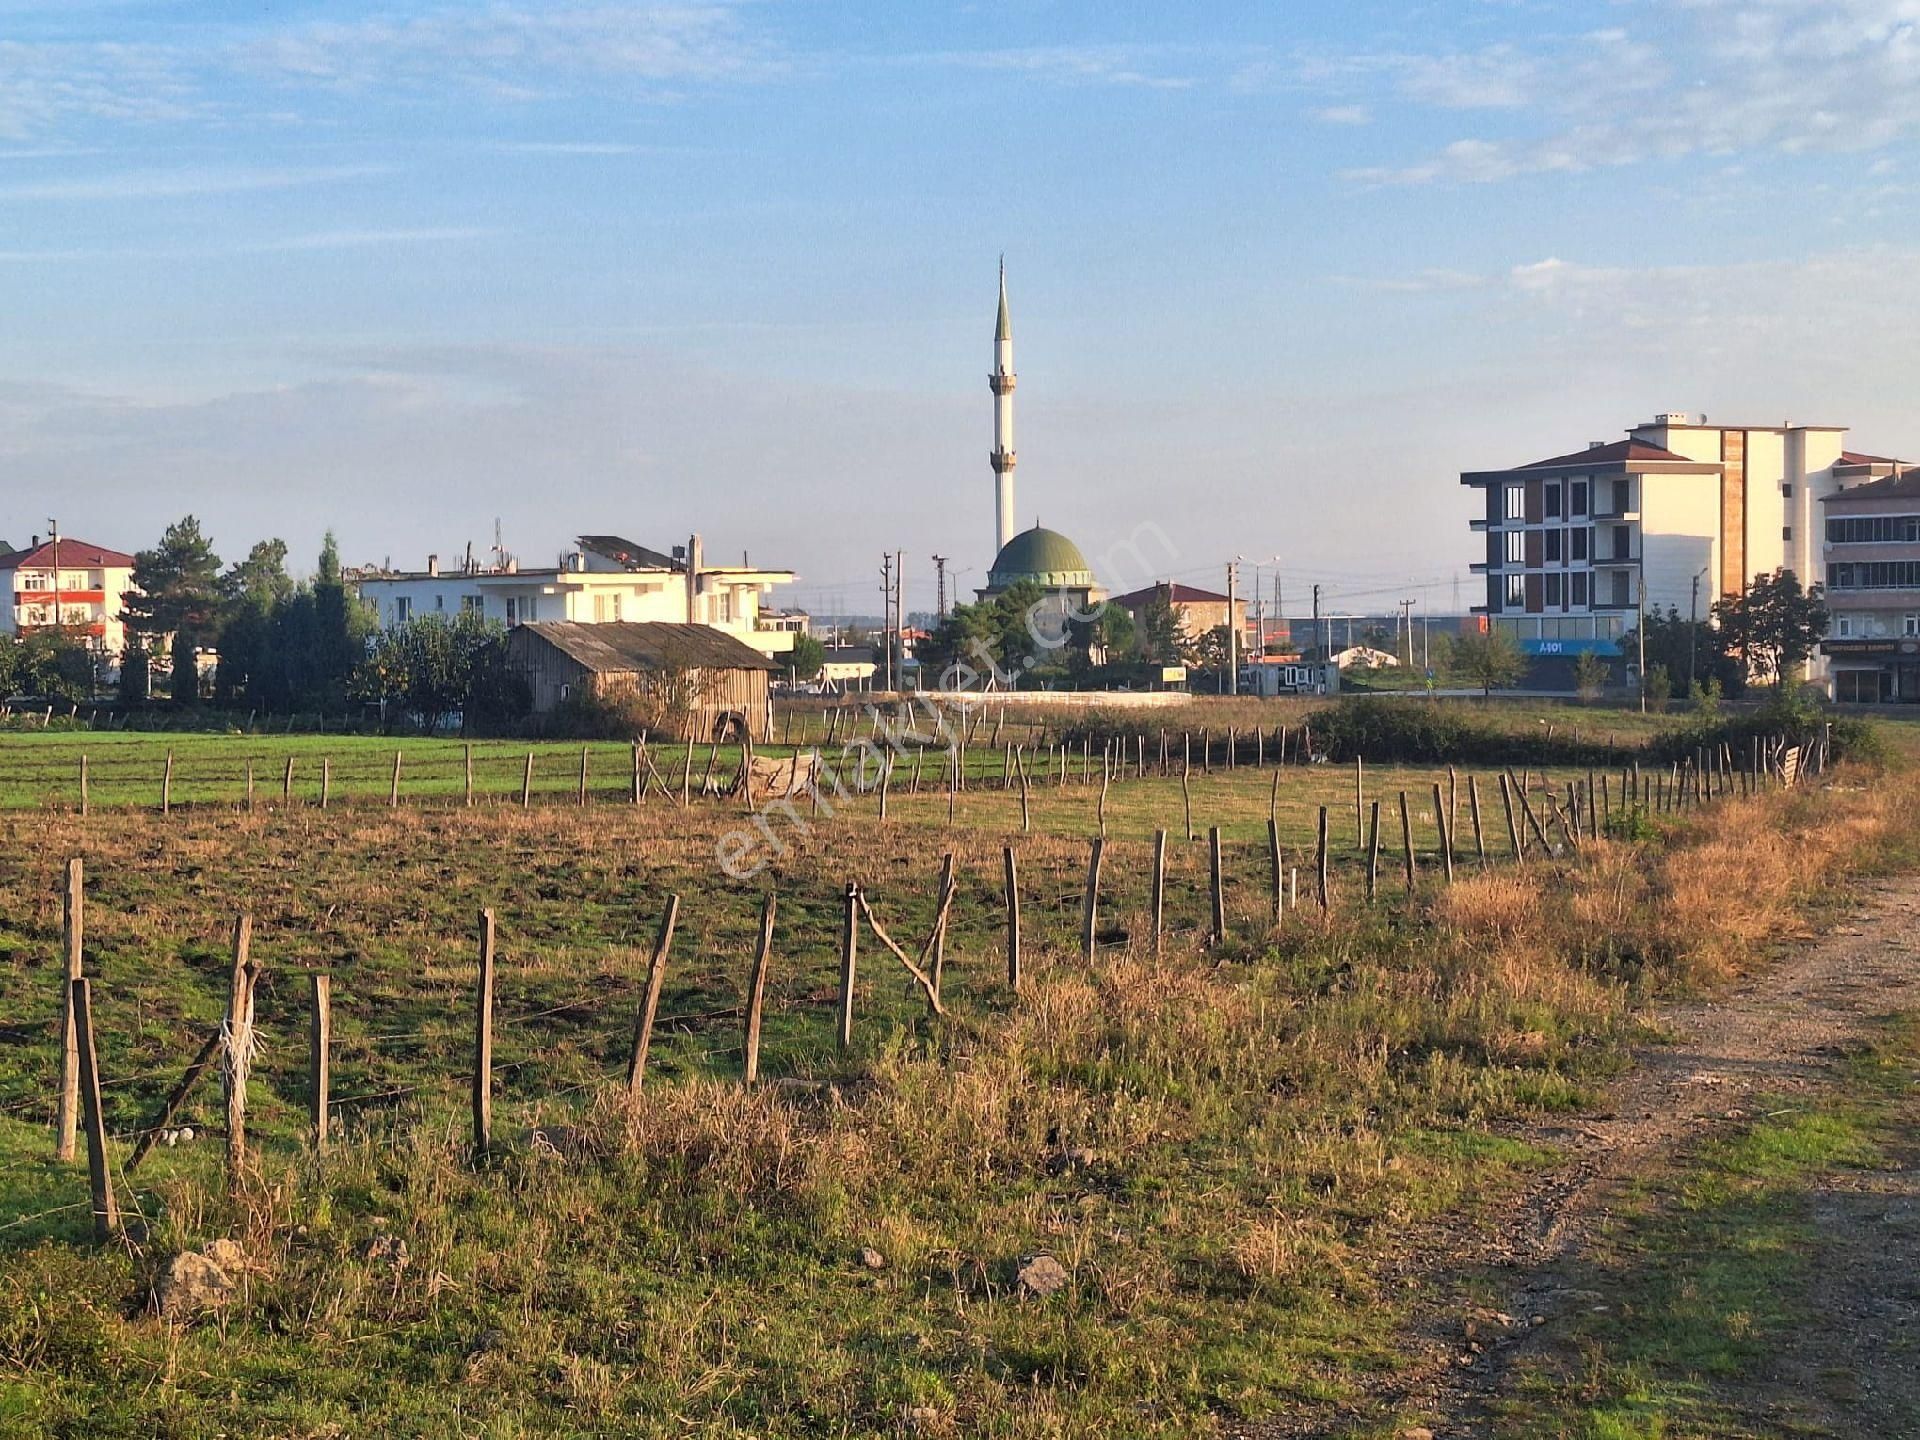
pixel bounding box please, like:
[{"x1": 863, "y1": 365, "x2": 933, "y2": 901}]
[
  {"x1": 122, "y1": 516, "x2": 223, "y2": 703},
  {"x1": 353, "y1": 611, "x2": 501, "y2": 732},
  {"x1": 214, "y1": 539, "x2": 294, "y2": 704},
  {"x1": 1448, "y1": 627, "x2": 1528, "y2": 696},
  {"x1": 1713, "y1": 569, "x2": 1829, "y2": 688},
  {"x1": 1130, "y1": 590, "x2": 1186, "y2": 666},
  {"x1": 1619, "y1": 605, "x2": 1741, "y2": 701},
  {"x1": 1572, "y1": 650, "x2": 1610, "y2": 702},
  {"x1": 916, "y1": 581, "x2": 1052, "y2": 688},
  {"x1": 787, "y1": 632, "x2": 825, "y2": 682}
]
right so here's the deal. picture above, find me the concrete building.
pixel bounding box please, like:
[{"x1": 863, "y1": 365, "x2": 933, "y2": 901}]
[
  {"x1": 0, "y1": 535, "x2": 136, "y2": 655},
  {"x1": 1463, "y1": 414, "x2": 1865, "y2": 669},
  {"x1": 355, "y1": 533, "x2": 797, "y2": 660},
  {"x1": 1821, "y1": 471, "x2": 1920, "y2": 703},
  {"x1": 1110, "y1": 581, "x2": 1246, "y2": 640}
]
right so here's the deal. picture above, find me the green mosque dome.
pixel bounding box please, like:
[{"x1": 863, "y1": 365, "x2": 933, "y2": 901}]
[{"x1": 988, "y1": 525, "x2": 1095, "y2": 590}]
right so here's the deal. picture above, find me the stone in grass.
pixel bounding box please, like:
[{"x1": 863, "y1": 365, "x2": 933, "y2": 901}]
[
  {"x1": 1014, "y1": 1253, "x2": 1070, "y2": 1298},
  {"x1": 859, "y1": 1247, "x2": 887, "y2": 1271},
  {"x1": 362, "y1": 1232, "x2": 411, "y2": 1274},
  {"x1": 152, "y1": 1238, "x2": 247, "y2": 1320}
]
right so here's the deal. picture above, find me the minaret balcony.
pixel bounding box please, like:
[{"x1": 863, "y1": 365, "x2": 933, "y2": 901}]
[
  {"x1": 990, "y1": 449, "x2": 1017, "y2": 472},
  {"x1": 988, "y1": 372, "x2": 1017, "y2": 395}
]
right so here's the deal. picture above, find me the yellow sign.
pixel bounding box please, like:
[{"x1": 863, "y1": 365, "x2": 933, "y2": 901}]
[{"x1": 1161, "y1": 666, "x2": 1187, "y2": 683}]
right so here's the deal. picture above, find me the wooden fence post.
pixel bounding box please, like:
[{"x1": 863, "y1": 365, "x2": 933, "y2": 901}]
[
  {"x1": 1398, "y1": 791, "x2": 1417, "y2": 895},
  {"x1": 71, "y1": 978, "x2": 118, "y2": 1241},
  {"x1": 466, "y1": 744, "x2": 476, "y2": 807},
  {"x1": 245, "y1": 762, "x2": 255, "y2": 812},
  {"x1": 578, "y1": 746, "x2": 590, "y2": 805},
  {"x1": 1150, "y1": 829, "x2": 1167, "y2": 958},
  {"x1": 1207, "y1": 827, "x2": 1226, "y2": 945},
  {"x1": 309, "y1": 973, "x2": 331, "y2": 1157},
  {"x1": 78, "y1": 755, "x2": 88, "y2": 817},
  {"x1": 1182, "y1": 765, "x2": 1194, "y2": 842},
  {"x1": 1499, "y1": 772, "x2": 1524, "y2": 861},
  {"x1": 1432, "y1": 781, "x2": 1454, "y2": 884},
  {"x1": 742, "y1": 894, "x2": 776, "y2": 1086},
  {"x1": 680, "y1": 742, "x2": 693, "y2": 806},
  {"x1": 521, "y1": 752, "x2": 534, "y2": 808},
  {"x1": 1002, "y1": 850, "x2": 1022, "y2": 993},
  {"x1": 473, "y1": 909, "x2": 495, "y2": 1156},
  {"x1": 125, "y1": 1028, "x2": 223, "y2": 1175},
  {"x1": 932, "y1": 854, "x2": 956, "y2": 997},
  {"x1": 55, "y1": 858, "x2": 84, "y2": 1162},
  {"x1": 320, "y1": 758, "x2": 331, "y2": 809},
  {"x1": 224, "y1": 914, "x2": 256, "y2": 1175},
  {"x1": 628, "y1": 895, "x2": 679, "y2": 1093},
  {"x1": 1080, "y1": 838, "x2": 1106, "y2": 960},
  {"x1": 1316, "y1": 807, "x2": 1330, "y2": 912},
  {"x1": 161, "y1": 750, "x2": 173, "y2": 816},
  {"x1": 389, "y1": 750, "x2": 402, "y2": 806},
  {"x1": 1267, "y1": 818, "x2": 1284, "y2": 923},
  {"x1": 1468, "y1": 775, "x2": 1487, "y2": 865},
  {"x1": 836, "y1": 884, "x2": 860, "y2": 1050},
  {"x1": 1365, "y1": 800, "x2": 1381, "y2": 903},
  {"x1": 283, "y1": 756, "x2": 294, "y2": 805},
  {"x1": 1354, "y1": 757, "x2": 1364, "y2": 848}
]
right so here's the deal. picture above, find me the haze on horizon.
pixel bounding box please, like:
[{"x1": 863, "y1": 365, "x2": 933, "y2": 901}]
[{"x1": 4, "y1": 0, "x2": 1919, "y2": 620}]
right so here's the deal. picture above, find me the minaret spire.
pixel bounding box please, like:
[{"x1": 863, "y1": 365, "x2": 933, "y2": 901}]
[{"x1": 990, "y1": 258, "x2": 1017, "y2": 554}]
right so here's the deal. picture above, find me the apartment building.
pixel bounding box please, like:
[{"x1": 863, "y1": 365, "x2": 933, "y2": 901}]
[
  {"x1": 1463, "y1": 414, "x2": 1857, "y2": 667},
  {"x1": 0, "y1": 535, "x2": 136, "y2": 654},
  {"x1": 354, "y1": 533, "x2": 798, "y2": 659},
  {"x1": 1821, "y1": 471, "x2": 1920, "y2": 703}
]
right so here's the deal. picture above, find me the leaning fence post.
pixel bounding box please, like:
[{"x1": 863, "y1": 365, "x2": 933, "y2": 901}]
[
  {"x1": 1315, "y1": 806, "x2": 1330, "y2": 911},
  {"x1": 1499, "y1": 772, "x2": 1524, "y2": 861},
  {"x1": 522, "y1": 752, "x2": 534, "y2": 808},
  {"x1": 1468, "y1": 775, "x2": 1487, "y2": 864},
  {"x1": 224, "y1": 914, "x2": 256, "y2": 1176},
  {"x1": 1002, "y1": 850, "x2": 1022, "y2": 993},
  {"x1": 389, "y1": 750, "x2": 402, "y2": 807},
  {"x1": 1432, "y1": 782, "x2": 1454, "y2": 884},
  {"x1": 320, "y1": 758, "x2": 331, "y2": 809},
  {"x1": 1182, "y1": 764, "x2": 1194, "y2": 842},
  {"x1": 161, "y1": 750, "x2": 173, "y2": 816},
  {"x1": 55, "y1": 858, "x2": 84, "y2": 1162},
  {"x1": 742, "y1": 894, "x2": 776, "y2": 1086},
  {"x1": 1208, "y1": 826, "x2": 1226, "y2": 946},
  {"x1": 473, "y1": 909, "x2": 495, "y2": 1156},
  {"x1": 309, "y1": 973, "x2": 331, "y2": 1157},
  {"x1": 1081, "y1": 838, "x2": 1105, "y2": 961},
  {"x1": 627, "y1": 895, "x2": 679, "y2": 1093},
  {"x1": 932, "y1": 854, "x2": 956, "y2": 998},
  {"x1": 282, "y1": 756, "x2": 294, "y2": 805},
  {"x1": 1354, "y1": 756, "x2": 1364, "y2": 848},
  {"x1": 1365, "y1": 800, "x2": 1381, "y2": 903},
  {"x1": 1150, "y1": 829, "x2": 1167, "y2": 957},
  {"x1": 578, "y1": 746, "x2": 590, "y2": 805},
  {"x1": 71, "y1": 978, "x2": 118, "y2": 1241},
  {"x1": 837, "y1": 884, "x2": 860, "y2": 1051}
]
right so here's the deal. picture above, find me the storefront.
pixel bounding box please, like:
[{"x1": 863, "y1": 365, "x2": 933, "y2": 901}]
[{"x1": 1823, "y1": 638, "x2": 1920, "y2": 703}]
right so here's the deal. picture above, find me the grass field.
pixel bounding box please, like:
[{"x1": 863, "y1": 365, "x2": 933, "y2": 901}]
[{"x1": 0, "y1": 705, "x2": 1902, "y2": 1437}]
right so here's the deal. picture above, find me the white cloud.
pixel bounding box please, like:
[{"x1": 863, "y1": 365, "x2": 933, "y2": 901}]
[
  {"x1": 0, "y1": 162, "x2": 391, "y2": 201},
  {"x1": 940, "y1": 45, "x2": 1197, "y2": 90},
  {"x1": 1311, "y1": 104, "x2": 1371, "y2": 126}
]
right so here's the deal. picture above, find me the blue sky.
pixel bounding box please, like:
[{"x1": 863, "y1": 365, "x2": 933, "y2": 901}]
[{"x1": 4, "y1": 0, "x2": 1920, "y2": 619}]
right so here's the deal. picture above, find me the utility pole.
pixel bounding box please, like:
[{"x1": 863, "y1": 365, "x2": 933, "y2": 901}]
[
  {"x1": 1637, "y1": 572, "x2": 1648, "y2": 715},
  {"x1": 932, "y1": 555, "x2": 949, "y2": 621},
  {"x1": 1399, "y1": 598, "x2": 1416, "y2": 668},
  {"x1": 1687, "y1": 567, "x2": 1703, "y2": 694},
  {"x1": 894, "y1": 550, "x2": 904, "y2": 691},
  {"x1": 1226, "y1": 561, "x2": 1239, "y2": 696},
  {"x1": 47, "y1": 518, "x2": 60, "y2": 643},
  {"x1": 1312, "y1": 584, "x2": 1324, "y2": 687},
  {"x1": 879, "y1": 552, "x2": 894, "y2": 692}
]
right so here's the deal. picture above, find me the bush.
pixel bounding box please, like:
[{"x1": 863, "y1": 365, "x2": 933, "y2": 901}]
[{"x1": 1301, "y1": 697, "x2": 1632, "y2": 767}]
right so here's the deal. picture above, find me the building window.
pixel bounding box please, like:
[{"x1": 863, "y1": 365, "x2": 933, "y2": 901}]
[
  {"x1": 394, "y1": 597, "x2": 412, "y2": 623},
  {"x1": 1830, "y1": 561, "x2": 1920, "y2": 590},
  {"x1": 1504, "y1": 485, "x2": 1525, "y2": 521},
  {"x1": 1544, "y1": 573, "x2": 1563, "y2": 607},
  {"x1": 1837, "y1": 615, "x2": 1853, "y2": 638},
  {"x1": 1570, "y1": 573, "x2": 1588, "y2": 607},
  {"x1": 1570, "y1": 527, "x2": 1589, "y2": 562},
  {"x1": 1782, "y1": 482, "x2": 1793, "y2": 497},
  {"x1": 1544, "y1": 483, "x2": 1563, "y2": 519},
  {"x1": 1907, "y1": 616, "x2": 1919, "y2": 638},
  {"x1": 505, "y1": 597, "x2": 519, "y2": 625},
  {"x1": 1504, "y1": 574, "x2": 1525, "y2": 606},
  {"x1": 1828, "y1": 515, "x2": 1920, "y2": 544},
  {"x1": 1545, "y1": 529, "x2": 1563, "y2": 563},
  {"x1": 1505, "y1": 531, "x2": 1525, "y2": 565},
  {"x1": 1782, "y1": 526, "x2": 1792, "y2": 542},
  {"x1": 461, "y1": 595, "x2": 483, "y2": 613},
  {"x1": 1570, "y1": 480, "x2": 1589, "y2": 517},
  {"x1": 434, "y1": 594, "x2": 444, "y2": 611}
]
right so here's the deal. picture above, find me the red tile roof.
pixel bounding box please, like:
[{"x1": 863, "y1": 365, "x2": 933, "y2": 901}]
[
  {"x1": 1840, "y1": 450, "x2": 1899, "y2": 466},
  {"x1": 1517, "y1": 438, "x2": 1701, "y2": 470},
  {"x1": 1111, "y1": 582, "x2": 1232, "y2": 607},
  {"x1": 0, "y1": 539, "x2": 135, "y2": 570}
]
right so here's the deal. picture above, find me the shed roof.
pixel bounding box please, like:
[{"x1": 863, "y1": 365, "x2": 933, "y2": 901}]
[{"x1": 515, "y1": 621, "x2": 778, "y2": 672}]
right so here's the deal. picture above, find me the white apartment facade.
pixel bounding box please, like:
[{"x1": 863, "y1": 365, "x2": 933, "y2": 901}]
[
  {"x1": 1464, "y1": 413, "x2": 1861, "y2": 674},
  {"x1": 0, "y1": 535, "x2": 136, "y2": 655},
  {"x1": 354, "y1": 533, "x2": 798, "y2": 659}
]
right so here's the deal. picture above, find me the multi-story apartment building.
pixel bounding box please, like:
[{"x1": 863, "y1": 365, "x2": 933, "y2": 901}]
[
  {"x1": 1463, "y1": 414, "x2": 1862, "y2": 671},
  {"x1": 354, "y1": 532, "x2": 798, "y2": 659},
  {"x1": 1821, "y1": 471, "x2": 1920, "y2": 703},
  {"x1": 0, "y1": 535, "x2": 136, "y2": 654}
]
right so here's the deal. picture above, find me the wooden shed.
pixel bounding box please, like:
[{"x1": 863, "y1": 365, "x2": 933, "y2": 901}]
[{"x1": 504, "y1": 621, "x2": 777, "y2": 739}]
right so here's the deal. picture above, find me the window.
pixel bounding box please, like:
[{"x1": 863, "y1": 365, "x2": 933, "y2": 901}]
[
  {"x1": 394, "y1": 596, "x2": 412, "y2": 623},
  {"x1": 1837, "y1": 615, "x2": 1853, "y2": 637},
  {"x1": 1504, "y1": 485, "x2": 1525, "y2": 521},
  {"x1": 1544, "y1": 483, "x2": 1563, "y2": 518},
  {"x1": 434, "y1": 594, "x2": 444, "y2": 611},
  {"x1": 1830, "y1": 561, "x2": 1920, "y2": 589},
  {"x1": 1545, "y1": 529, "x2": 1563, "y2": 563},
  {"x1": 1570, "y1": 480, "x2": 1589, "y2": 517},
  {"x1": 1544, "y1": 573, "x2": 1563, "y2": 607},
  {"x1": 1570, "y1": 527, "x2": 1589, "y2": 562},
  {"x1": 505, "y1": 597, "x2": 519, "y2": 625},
  {"x1": 1828, "y1": 515, "x2": 1920, "y2": 544},
  {"x1": 461, "y1": 595, "x2": 483, "y2": 613},
  {"x1": 1505, "y1": 531, "x2": 1526, "y2": 564},
  {"x1": 1505, "y1": 574, "x2": 1526, "y2": 605},
  {"x1": 1570, "y1": 573, "x2": 1588, "y2": 607},
  {"x1": 1782, "y1": 482, "x2": 1794, "y2": 497},
  {"x1": 1907, "y1": 616, "x2": 1920, "y2": 638},
  {"x1": 1782, "y1": 526, "x2": 1792, "y2": 542}
]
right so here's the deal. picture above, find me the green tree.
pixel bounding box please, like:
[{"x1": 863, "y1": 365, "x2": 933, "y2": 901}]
[
  {"x1": 1619, "y1": 605, "x2": 1741, "y2": 699},
  {"x1": 917, "y1": 581, "x2": 1051, "y2": 688},
  {"x1": 122, "y1": 516, "x2": 223, "y2": 704},
  {"x1": 1712, "y1": 569, "x2": 1829, "y2": 688},
  {"x1": 787, "y1": 632, "x2": 825, "y2": 682},
  {"x1": 354, "y1": 611, "x2": 501, "y2": 732},
  {"x1": 214, "y1": 539, "x2": 294, "y2": 704},
  {"x1": 1130, "y1": 590, "x2": 1186, "y2": 666},
  {"x1": 1572, "y1": 650, "x2": 1610, "y2": 702},
  {"x1": 1448, "y1": 627, "x2": 1528, "y2": 696}
]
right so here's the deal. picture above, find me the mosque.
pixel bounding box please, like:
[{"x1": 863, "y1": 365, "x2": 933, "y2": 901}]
[{"x1": 975, "y1": 263, "x2": 1106, "y2": 617}]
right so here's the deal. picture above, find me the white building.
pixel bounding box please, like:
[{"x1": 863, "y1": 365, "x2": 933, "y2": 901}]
[
  {"x1": 1463, "y1": 414, "x2": 1877, "y2": 674},
  {"x1": 0, "y1": 534, "x2": 137, "y2": 655},
  {"x1": 354, "y1": 533, "x2": 798, "y2": 659}
]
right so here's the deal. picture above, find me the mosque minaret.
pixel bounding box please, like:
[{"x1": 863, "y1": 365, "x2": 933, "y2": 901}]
[{"x1": 990, "y1": 257, "x2": 1017, "y2": 554}]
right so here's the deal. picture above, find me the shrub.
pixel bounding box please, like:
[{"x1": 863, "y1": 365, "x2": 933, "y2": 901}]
[{"x1": 1302, "y1": 697, "x2": 1630, "y2": 766}]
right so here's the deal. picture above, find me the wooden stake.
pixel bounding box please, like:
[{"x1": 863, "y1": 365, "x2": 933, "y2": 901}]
[
  {"x1": 320, "y1": 757, "x2": 331, "y2": 809},
  {"x1": 125, "y1": 1027, "x2": 223, "y2": 1174},
  {"x1": 78, "y1": 754, "x2": 88, "y2": 816},
  {"x1": 389, "y1": 750, "x2": 402, "y2": 806},
  {"x1": 1365, "y1": 800, "x2": 1381, "y2": 902},
  {"x1": 466, "y1": 744, "x2": 476, "y2": 807},
  {"x1": 1150, "y1": 829, "x2": 1167, "y2": 957},
  {"x1": 1081, "y1": 838, "x2": 1105, "y2": 960},
  {"x1": 1398, "y1": 791, "x2": 1417, "y2": 894},
  {"x1": 224, "y1": 914, "x2": 255, "y2": 1175},
  {"x1": 1499, "y1": 771, "x2": 1524, "y2": 861},
  {"x1": 627, "y1": 895, "x2": 679, "y2": 1093},
  {"x1": 1468, "y1": 775, "x2": 1486, "y2": 864},
  {"x1": 932, "y1": 853, "x2": 956, "y2": 997},
  {"x1": 309, "y1": 973, "x2": 331, "y2": 1157},
  {"x1": 71, "y1": 978, "x2": 118, "y2": 1241},
  {"x1": 245, "y1": 762, "x2": 254, "y2": 812},
  {"x1": 1208, "y1": 827, "x2": 1226, "y2": 946},
  {"x1": 1316, "y1": 807, "x2": 1330, "y2": 911},
  {"x1": 1432, "y1": 781, "x2": 1454, "y2": 884},
  {"x1": 473, "y1": 908, "x2": 495, "y2": 1156},
  {"x1": 680, "y1": 742, "x2": 693, "y2": 806},
  {"x1": 1182, "y1": 767, "x2": 1194, "y2": 842},
  {"x1": 55, "y1": 858, "x2": 83, "y2": 1162},
  {"x1": 161, "y1": 749, "x2": 173, "y2": 816},
  {"x1": 1354, "y1": 756, "x2": 1364, "y2": 847},
  {"x1": 283, "y1": 756, "x2": 294, "y2": 804},
  {"x1": 578, "y1": 746, "x2": 590, "y2": 805},
  {"x1": 1003, "y1": 850, "x2": 1022, "y2": 993},
  {"x1": 522, "y1": 751, "x2": 535, "y2": 807},
  {"x1": 1267, "y1": 817, "x2": 1283, "y2": 923},
  {"x1": 836, "y1": 884, "x2": 859, "y2": 1050},
  {"x1": 742, "y1": 894, "x2": 775, "y2": 1085}
]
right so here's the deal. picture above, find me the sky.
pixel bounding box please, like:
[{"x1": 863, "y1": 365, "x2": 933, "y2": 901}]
[{"x1": 4, "y1": 0, "x2": 1920, "y2": 621}]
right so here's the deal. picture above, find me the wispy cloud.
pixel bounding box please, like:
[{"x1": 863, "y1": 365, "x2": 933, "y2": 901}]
[
  {"x1": 1326, "y1": 2, "x2": 1920, "y2": 185},
  {"x1": 944, "y1": 44, "x2": 1198, "y2": 90},
  {"x1": 247, "y1": 226, "x2": 498, "y2": 252},
  {"x1": 0, "y1": 162, "x2": 390, "y2": 201}
]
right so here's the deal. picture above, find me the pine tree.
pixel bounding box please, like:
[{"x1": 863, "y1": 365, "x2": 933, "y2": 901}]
[{"x1": 122, "y1": 517, "x2": 223, "y2": 704}]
